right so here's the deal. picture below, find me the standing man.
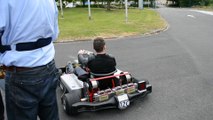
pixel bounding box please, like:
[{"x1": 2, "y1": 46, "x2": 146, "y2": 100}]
[{"x1": 0, "y1": 0, "x2": 60, "y2": 120}]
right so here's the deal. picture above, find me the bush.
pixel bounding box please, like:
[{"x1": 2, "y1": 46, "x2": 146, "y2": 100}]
[{"x1": 168, "y1": 0, "x2": 213, "y2": 7}]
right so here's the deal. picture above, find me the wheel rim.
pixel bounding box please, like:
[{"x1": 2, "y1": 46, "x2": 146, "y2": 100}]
[
  {"x1": 59, "y1": 82, "x2": 64, "y2": 90},
  {"x1": 63, "y1": 98, "x2": 66, "y2": 111}
]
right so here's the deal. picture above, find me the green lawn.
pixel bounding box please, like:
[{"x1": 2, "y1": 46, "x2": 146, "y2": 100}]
[{"x1": 57, "y1": 8, "x2": 166, "y2": 41}]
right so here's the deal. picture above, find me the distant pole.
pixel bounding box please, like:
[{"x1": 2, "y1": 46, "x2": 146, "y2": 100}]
[
  {"x1": 59, "y1": 0, "x2": 64, "y2": 18},
  {"x1": 88, "y1": 0, "x2": 92, "y2": 20},
  {"x1": 148, "y1": 0, "x2": 149, "y2": 8},
  {"x1": 125, "y1": 0, "x2": 128, "y2": 23},
  {"x1": 139, "y1": 0, "x2": 143, "y2": 9}
]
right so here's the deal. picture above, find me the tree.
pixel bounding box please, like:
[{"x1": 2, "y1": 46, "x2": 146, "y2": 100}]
[
  {"x1": 106, "y1": 0, "x2": 114, "y2": 10},
  {"x1": 167, "y1": 0, "x2": 213, "y2": 7}
]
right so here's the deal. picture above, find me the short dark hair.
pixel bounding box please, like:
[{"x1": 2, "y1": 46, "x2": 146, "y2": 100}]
[{"x1": 93, "y1": 37, "x2": 105, "y2": 53}]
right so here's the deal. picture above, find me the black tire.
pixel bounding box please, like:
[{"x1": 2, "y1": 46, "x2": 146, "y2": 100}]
[
  {"x1": 62, "y1": 90, "x2": 81, "y2": 115},
  {"x1": 59, "y1": 81, "x2": 65, "y2": 91}
]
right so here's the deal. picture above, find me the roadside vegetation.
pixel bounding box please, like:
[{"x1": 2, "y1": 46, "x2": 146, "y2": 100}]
[
  {"x1": 57, "y1": 8, "x2": 166, "y2": 41},
  {"x1": 166, "y1": 0, "x2": 213, "y2": 8},
  {"x1": 192, "y1": 5, "x2": 213, "y2": 11}
]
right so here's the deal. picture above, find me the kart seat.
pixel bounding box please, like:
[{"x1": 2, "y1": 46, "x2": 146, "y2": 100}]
[
  {"x1": 90, "y1": 70, "x2": 119, "y2": 90},
  {"x1": 90, "y1": 70, "x2": 117, "y2": 77}
]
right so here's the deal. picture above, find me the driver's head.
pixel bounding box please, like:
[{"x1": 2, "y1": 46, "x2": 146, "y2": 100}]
[{"x1": 93, "y1": 37, "x2": 106, "y2": 53}]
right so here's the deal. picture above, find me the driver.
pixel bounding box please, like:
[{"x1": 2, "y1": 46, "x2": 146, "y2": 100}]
[
  {"x1": 76, "y1": 37, "x2": 117, "y2": 89},
  {"x1": 77, "y1": 37, "x2": 116, "y2": 75}
]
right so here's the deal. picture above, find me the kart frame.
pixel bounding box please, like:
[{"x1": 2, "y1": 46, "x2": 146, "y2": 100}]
[{"x1": 59, "y1": 68, "x2": 152, "y2": 115}]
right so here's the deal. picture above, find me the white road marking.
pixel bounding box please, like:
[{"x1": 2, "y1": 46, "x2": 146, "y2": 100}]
[
  {"x1": 187, "y1": 15, "x2": 196, "y2": 18},
  {"x1": 191, "y1": 10, "x2": 213, "y2": 16}
]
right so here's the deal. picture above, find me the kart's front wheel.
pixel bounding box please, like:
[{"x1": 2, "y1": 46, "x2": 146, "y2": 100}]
[
  {"x1": 62, "y1": 91, "x2": 81, "y2": 115},
  {"x1": 59, "y1": 81, "x2": 65, "y2": 91}
]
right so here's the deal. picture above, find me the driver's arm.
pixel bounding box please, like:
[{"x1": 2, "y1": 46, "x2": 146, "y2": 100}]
[{"x1": 78, "y1": 50, "x2": 95, "y2": 66}]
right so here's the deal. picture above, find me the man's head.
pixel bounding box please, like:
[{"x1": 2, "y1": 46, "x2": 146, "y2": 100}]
[{"x1": 93, "y1": 37, "x2": 106, "y2": 53}]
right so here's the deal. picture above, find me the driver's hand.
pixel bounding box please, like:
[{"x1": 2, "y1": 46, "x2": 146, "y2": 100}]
[
  {"x1": 78, "y1": 49, "x2": 93, "y2": 55},
  {"x1": 78, "y1": 49, "x2": 86, "y2": 54}
]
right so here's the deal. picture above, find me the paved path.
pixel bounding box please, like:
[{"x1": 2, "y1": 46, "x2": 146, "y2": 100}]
[{"x1": 55, "y1": 7, "x2": 213, "y2": 120}]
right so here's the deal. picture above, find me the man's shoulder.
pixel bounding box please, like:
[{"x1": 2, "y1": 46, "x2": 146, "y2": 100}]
[{"x1": 105, "y1": 54, "x2": 115, "y2": 59}]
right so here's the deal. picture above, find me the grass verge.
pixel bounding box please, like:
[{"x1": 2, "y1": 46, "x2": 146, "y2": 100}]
[{"x1": 57, "y1": 8, "x2": 166, "y2": 42}]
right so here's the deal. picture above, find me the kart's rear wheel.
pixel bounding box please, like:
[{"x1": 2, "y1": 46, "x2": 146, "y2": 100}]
[
  {"x1": 132, "y1": 77, "x2": 152, "y2": 93},
  {"x1": 59, "y1": 81, "x2": 65, "y2": 91},
  {"x1": 62, "y1": 90, "x2": 81, "y2": 115},
  {"x1": 132, "y1": 77, "x2": 149, "y2": 84}
]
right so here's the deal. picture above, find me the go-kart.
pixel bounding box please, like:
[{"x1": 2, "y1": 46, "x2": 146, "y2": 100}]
[{"x1": 59, "y1": 52, "x2": 152, "y2": 115}]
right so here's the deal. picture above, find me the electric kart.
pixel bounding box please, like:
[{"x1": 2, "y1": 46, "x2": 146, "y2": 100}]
[{"x1": 59, "y1": 53, "x2": 152, "y2": 115}]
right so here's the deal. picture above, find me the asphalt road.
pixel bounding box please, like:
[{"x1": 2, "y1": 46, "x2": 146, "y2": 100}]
[{"x1": 54, "y1": 7, "x2": 213, "y2": 120}]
